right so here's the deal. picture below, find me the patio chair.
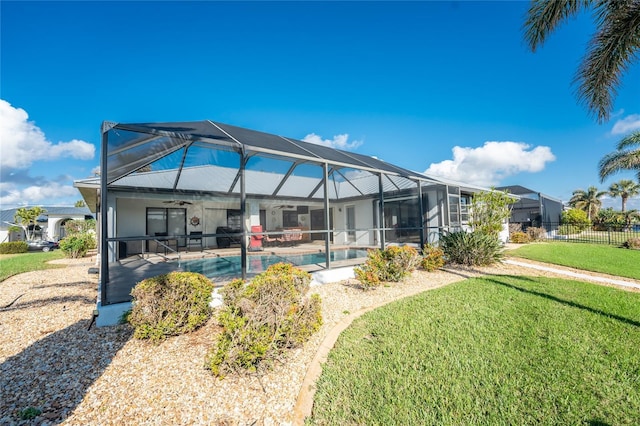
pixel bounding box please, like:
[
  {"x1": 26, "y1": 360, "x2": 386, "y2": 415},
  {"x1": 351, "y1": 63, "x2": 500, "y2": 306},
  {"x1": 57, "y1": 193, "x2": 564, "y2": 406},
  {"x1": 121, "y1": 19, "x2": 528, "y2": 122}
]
[
  {"x1": 187, "y1": 231, "x2": 203, "y2": 251},
  {"x1": 249, "y1": 225, "x2": 263, "y2": 251},
  {"x1": 263, "y1": 232, "x2": 281, "y2": 247}
]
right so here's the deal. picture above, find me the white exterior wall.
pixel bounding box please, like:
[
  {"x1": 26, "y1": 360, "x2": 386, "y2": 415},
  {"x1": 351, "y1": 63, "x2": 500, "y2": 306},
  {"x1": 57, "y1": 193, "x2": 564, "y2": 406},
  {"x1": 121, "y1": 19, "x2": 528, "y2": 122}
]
[{"x1": 331, "y1": 199, "x2": 375, "y2": 246}]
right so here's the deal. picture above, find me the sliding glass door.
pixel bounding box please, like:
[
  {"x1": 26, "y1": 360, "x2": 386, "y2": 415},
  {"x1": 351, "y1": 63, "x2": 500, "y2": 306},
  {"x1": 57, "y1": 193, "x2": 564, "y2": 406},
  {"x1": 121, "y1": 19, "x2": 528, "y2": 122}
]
[{"x1": 146, "y1": 207, "x2": 186, "y2": 248}]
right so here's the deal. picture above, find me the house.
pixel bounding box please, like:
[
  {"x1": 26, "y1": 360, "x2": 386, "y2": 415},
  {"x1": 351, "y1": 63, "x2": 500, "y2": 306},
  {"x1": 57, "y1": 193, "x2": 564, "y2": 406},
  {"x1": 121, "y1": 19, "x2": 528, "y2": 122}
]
[
  {"x1": 0, "y1": 206, "x2": 94, "y2": 243},
  {"x1": 75, "y1": 120, "x2": 497, "y2": 326},
  {"x1": 495, "y1": 185, "x2": 563, "y2": 230}
]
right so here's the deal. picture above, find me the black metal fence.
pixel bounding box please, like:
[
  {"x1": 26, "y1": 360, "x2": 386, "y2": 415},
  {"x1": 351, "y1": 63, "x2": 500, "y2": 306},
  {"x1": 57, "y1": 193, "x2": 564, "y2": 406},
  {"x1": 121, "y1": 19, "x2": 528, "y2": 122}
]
[{"x1": 514, "y1": 222, "x2": 640, "y2": 246}]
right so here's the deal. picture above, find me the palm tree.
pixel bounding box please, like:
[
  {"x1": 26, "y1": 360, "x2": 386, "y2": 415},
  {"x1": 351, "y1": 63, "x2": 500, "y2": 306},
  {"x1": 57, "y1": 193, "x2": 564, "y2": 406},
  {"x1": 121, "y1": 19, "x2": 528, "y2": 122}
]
[
  {"x1": 569, "y1": 186, "x2": 607, "y2": 221},
  {"x1": 618, "y1": 209, "x2": 640, "y2": 232},
  {"x1": 523, "y1": 1, "x2": 640, "y2": 123},
  {"x1": 599, "y1": 130, "x2": 640, "y2": 181},
  {"x1": 13, "y1": 206, "x2": 47, "y2": 241},
  {"x1": 608, "y1": 179, "x2": 640, "y2": 212}
]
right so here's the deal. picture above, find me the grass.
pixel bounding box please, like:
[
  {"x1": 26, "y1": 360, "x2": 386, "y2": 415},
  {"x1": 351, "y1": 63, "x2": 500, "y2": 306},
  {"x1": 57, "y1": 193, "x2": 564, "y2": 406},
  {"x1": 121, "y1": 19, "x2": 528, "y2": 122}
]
[
  {"x1": 309, "y1": 276, "x2": 640, "y2": 425},
  {"x1": 0, "y1": 250, "x2": 65, "y2": 282},
  {"x1": 558, "y1": 229, "x2": 639, "y2": 245},
  {"x1": 506, "y1": 242, "x2": 640, "y2": 280}
]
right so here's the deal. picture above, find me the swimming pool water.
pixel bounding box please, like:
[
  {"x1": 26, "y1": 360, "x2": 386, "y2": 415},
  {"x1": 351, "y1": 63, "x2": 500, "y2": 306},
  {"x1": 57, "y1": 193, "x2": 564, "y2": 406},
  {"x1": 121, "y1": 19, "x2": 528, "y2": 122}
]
[{"x1": 180, "y1": 248, "x2": 369, "y2": 279}]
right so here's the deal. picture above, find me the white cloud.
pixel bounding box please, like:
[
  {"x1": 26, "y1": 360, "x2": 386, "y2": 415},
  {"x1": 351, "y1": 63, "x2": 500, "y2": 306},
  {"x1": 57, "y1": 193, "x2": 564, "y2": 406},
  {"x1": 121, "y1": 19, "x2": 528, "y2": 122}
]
[
  {"x1": 0, "y1": 182, "x2": 80, "y2": 207},
  {"x1": 303, "y1": 133, "x2": 363, "y2": 150},
  {"x1": 611, "y1": 114, "x2": 640, "y2": 135},
  {"x1": 0, "y1": 99, "x2": 95, "y2": 170},
  {"x1": 424, "y1": 141, "x2": 556, "y2": 187}
]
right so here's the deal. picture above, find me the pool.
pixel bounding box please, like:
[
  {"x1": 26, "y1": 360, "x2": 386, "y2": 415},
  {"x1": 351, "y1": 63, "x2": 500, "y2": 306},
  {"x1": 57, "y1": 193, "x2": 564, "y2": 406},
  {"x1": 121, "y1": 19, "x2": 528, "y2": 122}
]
[{"x1": 180, "y1": 248, "x2": 369, "y2": 279}]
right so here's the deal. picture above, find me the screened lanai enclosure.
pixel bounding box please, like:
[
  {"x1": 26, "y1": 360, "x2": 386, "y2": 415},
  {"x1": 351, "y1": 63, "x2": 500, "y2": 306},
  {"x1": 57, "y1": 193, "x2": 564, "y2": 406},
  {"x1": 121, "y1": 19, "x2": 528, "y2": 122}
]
[{"x1": 76, "y1": 120, "x2": 477, "y2": 316}]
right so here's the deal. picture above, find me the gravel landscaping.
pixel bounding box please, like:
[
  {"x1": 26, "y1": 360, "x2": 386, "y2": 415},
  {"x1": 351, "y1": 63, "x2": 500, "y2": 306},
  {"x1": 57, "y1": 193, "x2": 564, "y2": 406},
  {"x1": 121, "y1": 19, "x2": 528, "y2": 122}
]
[{"x1": 1, "y1": 254, "x2": 638, "y2": 425}]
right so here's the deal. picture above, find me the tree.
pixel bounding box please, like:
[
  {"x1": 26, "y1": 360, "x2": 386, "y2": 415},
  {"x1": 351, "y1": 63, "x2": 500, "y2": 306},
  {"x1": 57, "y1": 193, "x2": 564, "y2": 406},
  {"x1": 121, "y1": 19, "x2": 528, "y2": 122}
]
[
  {"x1": 608, "y1": 179, "x2": 640, "y2": 212},
  {"x1": 74, "y1": 200, "x2": 86, "y2": 207},
  {"x1": 523, "y1": 1, "x2": 640, "y2": 123},
  {"x1": 599, "y1": 130, "x2": 640, "y2": 181},
  {"x1": 568, "y1": 186, "x2": 607, "y2": 221},
  {"x1": 562, "y1": 208, "x2": 591, "y2": 230},
  {"x1": 13, "y1": 206, "x2": 47, "y2": 241},
  {"x1": 621, "y1": 209, "x2": 640, "y2": 231},
  {"x1": 469, "y1": 188, "x2": 516, "y2": 237}
]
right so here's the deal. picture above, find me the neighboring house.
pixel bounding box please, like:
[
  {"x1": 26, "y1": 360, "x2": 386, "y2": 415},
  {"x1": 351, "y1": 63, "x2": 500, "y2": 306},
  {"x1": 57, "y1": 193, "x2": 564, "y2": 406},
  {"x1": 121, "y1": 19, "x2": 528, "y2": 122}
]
[
  {"x1": 495, "y1": 185, "x2": 563, "y2": 230},
  {"x1": 75, "y1": 120, "x2": 499, "y2": 326},
  {"x1": 0, "y1": 206, "x2": 94, "y2": 243}
]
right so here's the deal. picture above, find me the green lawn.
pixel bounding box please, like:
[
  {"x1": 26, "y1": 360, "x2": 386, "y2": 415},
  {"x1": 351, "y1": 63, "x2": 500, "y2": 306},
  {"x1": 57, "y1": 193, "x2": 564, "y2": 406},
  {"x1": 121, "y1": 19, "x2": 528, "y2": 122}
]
[
  {"x1": 0, "y1": 251, "x2": 65, "y2": 282},
  {"x1": 506, "y1": 242, "x2": 640, "y2": 280},
  {"x1": 309, "y1": 276, "x2": 640, "y2": 425},
  {"x1": 558, "y1": 229, "x2": 639, "y2": 245}
]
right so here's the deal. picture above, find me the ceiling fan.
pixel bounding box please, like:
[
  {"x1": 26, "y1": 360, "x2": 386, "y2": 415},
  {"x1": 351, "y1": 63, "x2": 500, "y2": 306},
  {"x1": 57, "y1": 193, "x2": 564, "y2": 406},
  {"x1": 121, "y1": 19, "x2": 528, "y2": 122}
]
[{"x1": 163, "y1": 200, "x2": 193, "y2": 206}]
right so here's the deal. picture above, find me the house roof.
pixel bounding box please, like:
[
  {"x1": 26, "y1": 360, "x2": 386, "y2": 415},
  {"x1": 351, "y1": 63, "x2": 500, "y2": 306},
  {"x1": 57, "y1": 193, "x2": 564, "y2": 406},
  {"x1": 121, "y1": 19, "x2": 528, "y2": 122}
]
[
  {"x1": 495, "y1": 185, "x2": 562, "y2": 203},
  {"x1": 0, "y1": 207, "x2": 94, "y2": 230}
]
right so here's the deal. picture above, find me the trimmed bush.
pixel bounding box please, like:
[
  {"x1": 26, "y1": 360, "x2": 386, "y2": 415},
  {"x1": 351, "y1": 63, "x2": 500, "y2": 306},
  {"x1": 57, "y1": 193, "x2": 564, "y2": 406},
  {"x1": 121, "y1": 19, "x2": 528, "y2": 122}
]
[
  {"x1": 128, "y1": 271, "x2": 214, "y2": 342},
  {"x1": 623, "y1": 237, "x2": 640, "y2": 250},
  {"x1": 420, "y1": 244, "x2": 445, "y2": 272},
  {"x1": 354, "y1": 245, "x2": 420, "y2": 288},
  {"x1": 508, "y1": 223, "x2": 523, "y2": 235},
  {"x1": 207, "y1": 263, "x2": 322, "y2": 377},
  {"x1": 59, "y1": 234, "x2": 93, "y2": 258},
  {"x1": 0, "y1": 241, "x2": 28, "y2": 254},
  {"x1": 510, "y1": 231, "x2": 531, "y2": 244},
  {"x1": 440, "y1": 231, "x2": 503, "y2": 266},
  {"x1": 526, "y1": 226, "x2": 547, "y2": 241}
]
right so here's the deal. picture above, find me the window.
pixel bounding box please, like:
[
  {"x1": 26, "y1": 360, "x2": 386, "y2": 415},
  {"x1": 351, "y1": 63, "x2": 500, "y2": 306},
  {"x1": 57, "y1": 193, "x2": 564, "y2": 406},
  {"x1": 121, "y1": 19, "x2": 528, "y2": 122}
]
[
  {"x1": 283, "y1": 210, "x2": 298, "y2": 227},
  {"x1": 460, "y1": 195, "x2": 470, "y2": 223},
  {"x1": 227, "y1": 209, "x2": 242, "y2": 230},
  {"x1": 146, "y1": 207, "x2": 186, "y2": 247},
  {"x1": 448, "y1": 195, "x2": 460, "y2": 226}
]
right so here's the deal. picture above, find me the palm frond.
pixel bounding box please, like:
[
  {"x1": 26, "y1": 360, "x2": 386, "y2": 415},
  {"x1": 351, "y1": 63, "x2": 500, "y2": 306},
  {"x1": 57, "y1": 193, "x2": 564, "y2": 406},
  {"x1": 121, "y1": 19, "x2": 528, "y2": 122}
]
[
  {"x1": 523, "y1": 0, "x2": 586, "y2": 51},
  {"x1": 575, "y1": 1, "x2": 640, "y2": 122},
  {"x1": 616, "y1": 130, "x2": 640, "y2": 150},
  {"x1": 599, "y1": 149, "x2": 640, "y2": 181}
]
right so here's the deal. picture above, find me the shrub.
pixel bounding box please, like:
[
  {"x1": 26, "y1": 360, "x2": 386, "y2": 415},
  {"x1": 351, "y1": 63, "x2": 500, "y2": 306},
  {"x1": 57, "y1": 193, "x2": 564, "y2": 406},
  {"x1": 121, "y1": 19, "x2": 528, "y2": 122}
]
[
  {"x1": 561, "y1": 209, "x2": 590, "y2": 231},
  {"x1": 508, "y1": 223, "x2": 523, "y2": 235},
  {"x1": 0, "y1": 241, "x2": 28, "y2": 254},
  {"x1": 526, "y1": 226, "x2": 547, "y2": 241},
  {"x1": 509, "y1": 231, "x2": 531, "y2": 244},
  {"x1": 59, "y1": 234, "x2": 93, "y2": 258},
  {"x1": 207, "y1": 263, "x2": 322, "y2": 377},
  {"x1": 354, "y1": 245, "x2": 420, "y2": 288},
  {"x1": 128, "y1": 271, "x2": 214, "y2": 342},
  {"x1": 469, "y1": 188, "x2": 515, "y2": 237},
  {"x1": 440, "y1": 231, "x2": 503, "y2": 266},
  {"x1": 420, "y1": 244, "x2": 445, "y2": 271},
  {"x1": 623, "y1": 237, "x2": 640, "y2": 250}
]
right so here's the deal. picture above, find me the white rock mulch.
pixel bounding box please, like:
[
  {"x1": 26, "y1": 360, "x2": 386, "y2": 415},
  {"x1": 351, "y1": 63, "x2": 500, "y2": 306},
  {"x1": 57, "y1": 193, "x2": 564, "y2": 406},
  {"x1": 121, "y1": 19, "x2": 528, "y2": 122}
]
[{"x1": 1, "y1": 256, "x2": 637, "y2": 425}]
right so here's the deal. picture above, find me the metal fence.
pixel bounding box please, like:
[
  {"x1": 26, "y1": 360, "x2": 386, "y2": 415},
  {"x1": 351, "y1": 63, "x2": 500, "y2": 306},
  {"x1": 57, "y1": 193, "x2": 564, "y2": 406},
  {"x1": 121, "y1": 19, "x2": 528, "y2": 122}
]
[{"x1": 516, "y1": 222, "x2": 640, "y2": 246}]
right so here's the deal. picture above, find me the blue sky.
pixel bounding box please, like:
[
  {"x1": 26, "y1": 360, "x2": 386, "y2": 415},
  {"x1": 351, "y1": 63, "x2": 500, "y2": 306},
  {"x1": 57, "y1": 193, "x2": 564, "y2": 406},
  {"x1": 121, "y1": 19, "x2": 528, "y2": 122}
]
[{"x1": 1, "y1": 1, "x2": 639, "y2": 210}]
